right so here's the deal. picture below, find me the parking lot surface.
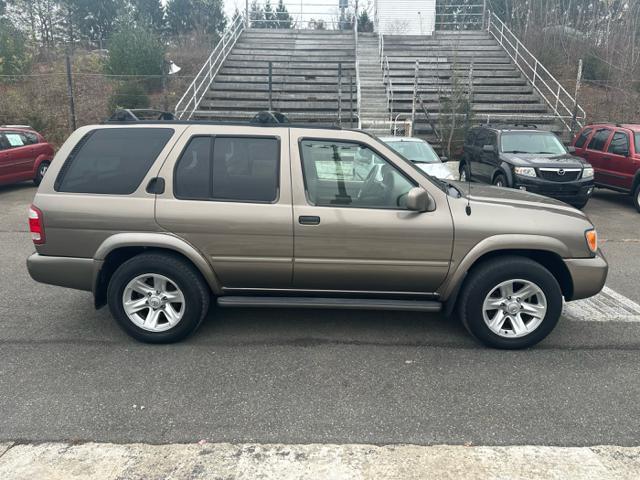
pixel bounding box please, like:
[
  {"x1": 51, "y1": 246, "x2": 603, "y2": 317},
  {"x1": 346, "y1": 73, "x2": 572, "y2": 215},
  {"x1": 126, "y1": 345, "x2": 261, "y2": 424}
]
[{"x1": 1, "y1": 183, "x2": 639, "y2": 446}]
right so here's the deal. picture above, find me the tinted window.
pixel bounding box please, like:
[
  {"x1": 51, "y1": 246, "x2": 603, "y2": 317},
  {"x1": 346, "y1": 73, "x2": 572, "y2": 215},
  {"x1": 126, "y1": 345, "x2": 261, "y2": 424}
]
[
  {"x1": 56, "y1": 128, "x2": 173, "y2": 194},
  {"x1": 574, "y1": 128, "x2": 592, "y2": 148},
  {"x1": 300, "y1": 140, "x2": 415, "y2": 209},
  {"x1": 607, "y1": 132, "x2": 630, "y2": 156},
  {"x1": 465, "y1": 129, "x2": 477, "y2": 146},
  {"x1": 587, "y1": 128, "x2": 612, "y2": 151},
  {"x1": 174, "y1": 136, "x2": 279, "y2": 203},
  {"x1": 24, "y1": 132, "x2": 39, "y2": 145},
  {"x1": 212, "y1": 137, "x2": 279, "y2": 202},
  {"x1": 4, "y1": 132, "x2": 26, "y2": 148},
  {"x1": 474, "y1": 130, "x2": 488, "y2": 147},
  {"x1": 0, "y1": 134, "x2": 9, "y2": 150},
  {"x1": 174, "y1": 137, "x2": 212, "y2": 199}
]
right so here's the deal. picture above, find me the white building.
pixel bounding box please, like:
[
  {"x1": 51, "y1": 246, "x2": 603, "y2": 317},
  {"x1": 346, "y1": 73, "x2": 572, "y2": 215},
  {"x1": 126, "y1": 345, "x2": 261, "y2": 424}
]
[{"x1": 374, "y1": 0, "x2": 437, "y2": 35}]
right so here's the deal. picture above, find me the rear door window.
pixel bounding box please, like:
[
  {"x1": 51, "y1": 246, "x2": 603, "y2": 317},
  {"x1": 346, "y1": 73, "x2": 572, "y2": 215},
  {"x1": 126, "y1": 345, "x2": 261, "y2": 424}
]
[
  {"x1": 607, "y1": 131, "x2": 630, "y2": 156},
  {"x1": 587, "y1": 128, "x2": 612, "y2": 151},
  {"x1": 55, "y1": 128, "x2": 174, "y2": 194},
  {"x1": 174, "y1": 136, "x2": 280, "y2": 203}
]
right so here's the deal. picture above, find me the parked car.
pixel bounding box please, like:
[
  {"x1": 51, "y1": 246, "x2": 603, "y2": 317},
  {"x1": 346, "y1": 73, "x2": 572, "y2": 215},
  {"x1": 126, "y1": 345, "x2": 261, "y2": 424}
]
[
  {"x1": 571, "y1": 123, "x2": 640, "y2": 212},
  {"x1": 0, "y1": 127, "x2": 54, "y2": 187},
  {"x1": 459, "y1": 125, "x2": 594, "y2": 209},
  {"x1": 379, "y1": 136, "x2": 458, "y2": 180},
  {"x1": 27, "y1": 122, "x2": 607, "y2": 349}
]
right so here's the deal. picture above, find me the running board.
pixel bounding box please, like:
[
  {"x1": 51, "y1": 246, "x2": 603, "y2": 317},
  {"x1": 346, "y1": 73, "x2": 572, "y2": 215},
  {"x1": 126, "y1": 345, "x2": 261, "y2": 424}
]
[{"x1": 217, "y1": 296, "x2": 442, "y2": 312}]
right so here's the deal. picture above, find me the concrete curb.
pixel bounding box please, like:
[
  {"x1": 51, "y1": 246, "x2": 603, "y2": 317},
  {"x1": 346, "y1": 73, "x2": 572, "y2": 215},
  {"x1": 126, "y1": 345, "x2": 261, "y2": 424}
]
[{"x1": 0, "y1": 442, "x2": 638, "y2": 479}]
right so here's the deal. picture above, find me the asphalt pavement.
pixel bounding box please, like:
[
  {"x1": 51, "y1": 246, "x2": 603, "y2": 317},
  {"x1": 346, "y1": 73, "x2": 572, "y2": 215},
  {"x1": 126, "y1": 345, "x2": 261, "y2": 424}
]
[{"x1": 0, "y1": 183, "x2": 639, "y2": 447}]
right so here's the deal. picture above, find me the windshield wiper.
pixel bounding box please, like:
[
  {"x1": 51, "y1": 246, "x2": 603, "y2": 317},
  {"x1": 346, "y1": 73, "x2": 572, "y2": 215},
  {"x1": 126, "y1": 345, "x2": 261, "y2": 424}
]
[{"x1": 503, "y1": 150, "x2": 530, "y2": 154}]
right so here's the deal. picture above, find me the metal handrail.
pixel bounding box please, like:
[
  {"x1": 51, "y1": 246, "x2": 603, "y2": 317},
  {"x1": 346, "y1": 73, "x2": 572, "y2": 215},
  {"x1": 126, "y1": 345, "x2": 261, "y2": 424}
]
[
  {"x1": 382, "y1": 55, "x2": 394, "y2": 124},
  {"x1": 354, "y1": 3, "x2": 362, "y2": 129},
  {"x1": 487, "y1": 11, "x2": 585, "y2": 132},
  {"x1": 174, "y1": 15, "x2": 245, "y2": 119}
]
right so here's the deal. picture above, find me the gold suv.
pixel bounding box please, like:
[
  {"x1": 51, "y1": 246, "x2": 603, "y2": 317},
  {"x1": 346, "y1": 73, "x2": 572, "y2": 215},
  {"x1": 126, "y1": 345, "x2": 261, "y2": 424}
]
[{"x1": 27, "y1": 122, "x2": 607, "y2": 349}]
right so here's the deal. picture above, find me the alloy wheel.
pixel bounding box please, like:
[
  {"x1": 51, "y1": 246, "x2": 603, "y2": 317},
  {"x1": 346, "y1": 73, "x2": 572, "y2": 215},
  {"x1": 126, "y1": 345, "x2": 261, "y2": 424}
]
[
  {"x1": 482, "y1": 279, "x2": 547, "y2": 338},
  {"x1": 122, "y1": 274, "x2": 185, "y2": 332}
]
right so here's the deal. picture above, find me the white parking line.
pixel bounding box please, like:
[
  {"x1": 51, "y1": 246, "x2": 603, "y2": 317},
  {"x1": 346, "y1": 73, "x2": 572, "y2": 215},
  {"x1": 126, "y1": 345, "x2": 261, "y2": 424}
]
[{"x1": 564, "y1": 287, "x2": 640, "y2": 322}]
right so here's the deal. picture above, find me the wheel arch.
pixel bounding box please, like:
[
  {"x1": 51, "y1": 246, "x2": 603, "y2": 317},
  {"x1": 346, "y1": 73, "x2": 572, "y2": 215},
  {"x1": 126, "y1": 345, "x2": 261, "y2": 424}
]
[
  {"x1": 494, "y1": 162, "x2": 514, "y2": 186},
  {"x1": 92, "y1": 233, "x2": 222, "y2": 308},
  {"x1": 441, "y1": 235, "x2": 574, "y2": 314}
]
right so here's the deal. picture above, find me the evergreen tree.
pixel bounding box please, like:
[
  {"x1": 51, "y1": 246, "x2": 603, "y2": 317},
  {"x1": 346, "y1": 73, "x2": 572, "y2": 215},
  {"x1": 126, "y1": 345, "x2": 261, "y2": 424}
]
[
  {"x1": 132, "y1": 0, "x2": 165, "y2": 33},
  {"x1": 75, "y1": 0, "x2": 124, "y2": 48},
  {"x1": 357, "y1": 10, "x2": 373, "y2": 32},
  {"x1": 275, "y1": 0, "x2": 292, "y2": 29},
  {"x1": 263, "y1": 0, "x2": 275, "y2": 28},
  {"x1": 167, "y1": 0, "x2": 225, "y2": 36},
  {"x1": 249, "y1": 0, "x2": 265, "y2": 28}
]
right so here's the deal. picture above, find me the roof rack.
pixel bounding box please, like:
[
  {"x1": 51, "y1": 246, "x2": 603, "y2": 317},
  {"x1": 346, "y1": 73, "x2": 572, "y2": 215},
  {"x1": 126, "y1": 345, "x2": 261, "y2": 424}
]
[
  {"x1": 482, "y1": 123, "x2": 539, "y2": 130},
  {"x1": 104, "y1": 109, "x2": 343, "y2": 130},
  {"x1": 107, "y1": 109, "x2": 176, "y2": 122}
]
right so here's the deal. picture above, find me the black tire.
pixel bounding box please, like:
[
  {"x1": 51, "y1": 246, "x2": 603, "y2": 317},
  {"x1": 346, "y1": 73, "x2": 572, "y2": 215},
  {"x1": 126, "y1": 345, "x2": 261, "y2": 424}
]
[
  {"x1": 633, "y1": 183, "x2": 640, "y2": 213},
  {"x1": 107, "y1": 252, "x2": 210, "y2": 343},
  {"x1": 492, "y1": 173, "x2": 507, "y2": 187},
  {"x1": 457, "y1": 256, "x2": 563, "y2": 349},
  {"x1": 33, "y1": 161, "x2": 50, "y2": 186},
  {"x1": 570, "y1": 199, "x2": 589, "y2": 210}
]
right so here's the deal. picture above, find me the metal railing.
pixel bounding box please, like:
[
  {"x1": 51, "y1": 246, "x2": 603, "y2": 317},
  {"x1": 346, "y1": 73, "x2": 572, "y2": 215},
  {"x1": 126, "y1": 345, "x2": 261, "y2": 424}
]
[
  {"x1": 246, "y1": 1, "x2": 359, "y2": 30},
  {"x1": 354, "y1": 2, "x2": 362, "y2": 129},
  {"x1": 378, "y1": 31, "x2": 394, "y2": 126},
  {"x1": 436, "y1": 0, "x2": 487, "y2": 30},
  {"x1": 174, "y1": 15, "x2": 245, "y2": 119},
  {"x1": 487, "y1": 11, "x2": 586, "y2": 132}
]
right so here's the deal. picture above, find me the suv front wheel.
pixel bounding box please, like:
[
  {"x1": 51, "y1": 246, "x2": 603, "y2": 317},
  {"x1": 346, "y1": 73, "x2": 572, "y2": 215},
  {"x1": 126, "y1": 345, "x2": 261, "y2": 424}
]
[
  {"x1": 457, "y1": 256, "x2": 563, "y2": 349},
  {"x1": 633, "y1": 183, "x2": 640, "y2": 213},
  {"x1": 107, "y1": 252, "x2": 210, "y2": 343}
]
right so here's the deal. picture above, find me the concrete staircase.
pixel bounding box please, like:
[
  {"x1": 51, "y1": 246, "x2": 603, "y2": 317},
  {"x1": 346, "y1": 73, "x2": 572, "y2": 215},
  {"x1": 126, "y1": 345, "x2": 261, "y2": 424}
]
[
  {"x1": 381, "y1": 31, "x2": 559, "y2": 146},
  {"x1": 358, "y1": 33, "x2": 390, "y2": 136},
  {"x1": 194, "y1": 29, "x2": 357, "y2": 125}
]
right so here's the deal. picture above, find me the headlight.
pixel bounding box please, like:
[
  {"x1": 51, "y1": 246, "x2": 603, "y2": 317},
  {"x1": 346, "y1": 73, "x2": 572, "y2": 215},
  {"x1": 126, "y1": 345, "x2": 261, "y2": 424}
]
[
  {"x1": 514, "y1": 167, "x2": 536, "y2": 177},
  {"x1": 582, "y1": 167, "x2": 594, "y2": 179},
  {"x1": 585, "y1": 229, "x2": 598, "y2": 253}
]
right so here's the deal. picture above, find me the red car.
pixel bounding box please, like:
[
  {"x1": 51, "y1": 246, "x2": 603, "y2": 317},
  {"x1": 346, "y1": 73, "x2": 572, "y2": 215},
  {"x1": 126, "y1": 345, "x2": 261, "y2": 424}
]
[
  {"x1": 572, "y1": 123, "x2": 640, "y2": 212},
  {"x1": 0, "y1": 126, "x2": 54, "y2": 187}
]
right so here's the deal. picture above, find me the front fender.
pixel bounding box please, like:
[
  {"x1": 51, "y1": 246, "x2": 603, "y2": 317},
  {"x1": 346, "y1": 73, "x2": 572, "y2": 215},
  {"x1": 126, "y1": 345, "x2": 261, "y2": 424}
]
[
  {"x1": 496, "y1": 162, "x2": 514, "y2": 186},
  {"x1": 93, "y1": 232, "x2": 223, "y2": 295},
  {"x1": 438, "y1": 234, "x2": 571, "y2": 301}
]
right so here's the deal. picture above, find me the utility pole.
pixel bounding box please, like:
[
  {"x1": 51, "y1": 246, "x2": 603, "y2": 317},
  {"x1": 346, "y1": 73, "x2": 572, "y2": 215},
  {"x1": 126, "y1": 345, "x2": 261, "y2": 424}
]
[
  {"x1": 246, "y1": 0, "x2": 250, "y2": 28},
  {"x1": 65, "y1": 54, "x2": 77, "y2": 131},
  {"x1": 570, "y1": 59, "x2": 583, "y2": 136}
]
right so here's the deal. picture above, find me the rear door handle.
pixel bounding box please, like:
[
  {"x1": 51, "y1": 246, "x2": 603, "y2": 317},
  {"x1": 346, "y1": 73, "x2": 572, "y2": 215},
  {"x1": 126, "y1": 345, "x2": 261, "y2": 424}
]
[{"x1": 299, "y1": 215, "x2": 320, "y2": 225}]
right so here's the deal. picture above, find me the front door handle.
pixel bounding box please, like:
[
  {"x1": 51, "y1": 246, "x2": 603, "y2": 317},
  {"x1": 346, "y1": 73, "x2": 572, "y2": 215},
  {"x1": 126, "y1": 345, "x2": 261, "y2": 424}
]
[{"x1": 299, "y1": 215, "x2": 320, "y2": 225}]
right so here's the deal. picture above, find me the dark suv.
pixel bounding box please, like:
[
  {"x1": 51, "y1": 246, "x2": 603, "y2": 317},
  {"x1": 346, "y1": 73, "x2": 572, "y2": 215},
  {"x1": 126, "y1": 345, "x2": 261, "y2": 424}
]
[{"x1": 460, "y1": 125, "x2": 594, "y2": 208}]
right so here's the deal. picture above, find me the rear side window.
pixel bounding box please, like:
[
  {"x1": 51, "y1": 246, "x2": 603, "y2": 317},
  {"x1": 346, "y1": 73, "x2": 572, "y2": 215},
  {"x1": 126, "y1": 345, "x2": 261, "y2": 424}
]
[
  {"x1": 56, "y1": 128, "x2": 173, "y2": 194},
  {"x1": 174, "y1": 136, "x2": 280, "y2": 203},
  {"x1": 587, "y1": 128, "x2": 612, "y2": 151},
  {"x1": 574, "y1": 128, "x2": 592, "y2": 148}
]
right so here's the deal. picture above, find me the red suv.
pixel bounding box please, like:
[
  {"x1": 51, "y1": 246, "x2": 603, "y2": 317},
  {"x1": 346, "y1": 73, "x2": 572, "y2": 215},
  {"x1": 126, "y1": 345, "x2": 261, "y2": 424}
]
[
  {"x1": 0, "y1": 127, "x2": 55, "y2": 187},
  {"x1": 571, "y1": 123, "x2": 640, "y2": 211}
]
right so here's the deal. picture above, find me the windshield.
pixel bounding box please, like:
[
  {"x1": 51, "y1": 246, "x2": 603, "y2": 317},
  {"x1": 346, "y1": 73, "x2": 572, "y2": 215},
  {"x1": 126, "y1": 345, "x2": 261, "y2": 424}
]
[
  {"x1": 385, "y1": 140, "x2": 441, "y2": 164},
  {"x1": 500, "y1": 132, "x2": 567, "y2": 155}
]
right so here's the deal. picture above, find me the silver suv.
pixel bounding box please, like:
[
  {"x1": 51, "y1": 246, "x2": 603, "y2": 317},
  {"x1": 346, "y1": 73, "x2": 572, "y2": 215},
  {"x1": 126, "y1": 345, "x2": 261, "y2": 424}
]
[{"x1": 27, "y1": 122, "x2": 608, "y2": 349}]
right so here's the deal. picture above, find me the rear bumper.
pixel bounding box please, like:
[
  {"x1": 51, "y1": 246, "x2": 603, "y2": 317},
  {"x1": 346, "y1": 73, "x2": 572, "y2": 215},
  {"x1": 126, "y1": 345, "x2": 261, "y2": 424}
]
[
  {"x1": 27, "y1": 253, "x2": 94, "y2": 292},
  {"x1": 564, "y1": 250, "x2": 608, "y2": 301},
  {"x1": 514, "y1": 176, "x2": 594, "y2": 205}
]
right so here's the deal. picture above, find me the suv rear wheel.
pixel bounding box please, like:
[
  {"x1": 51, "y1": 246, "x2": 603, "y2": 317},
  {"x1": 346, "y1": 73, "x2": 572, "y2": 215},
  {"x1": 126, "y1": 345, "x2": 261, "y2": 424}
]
[
  {"x1": 107, "y1": 252, "x2": 210, "y2": 343},
  {"x1": 633, "y1": 183, "x2": 640, "y2": 213},
  {"x1": 457, "y1": 256, "x2": 563, "y2": 349}
]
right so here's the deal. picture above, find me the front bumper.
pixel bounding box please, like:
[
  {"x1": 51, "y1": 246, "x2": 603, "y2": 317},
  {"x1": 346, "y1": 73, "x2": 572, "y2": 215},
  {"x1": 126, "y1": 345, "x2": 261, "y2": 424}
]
[
  {"x1": 513, "y1": 175, "x2": 594, "y2": 205},
  {"x1": 27, "y1": 253, "x2": 95, "y2": 292},
  {"x1": 564, "y1": 250, "x2": 608, "y2": 301}
]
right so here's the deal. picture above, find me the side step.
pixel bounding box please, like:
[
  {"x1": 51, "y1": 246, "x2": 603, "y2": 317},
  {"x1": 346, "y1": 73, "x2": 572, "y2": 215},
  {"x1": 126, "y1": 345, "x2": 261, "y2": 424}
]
[{"x1": 217, "y1": 296, "x2": 442, "y2": 312}]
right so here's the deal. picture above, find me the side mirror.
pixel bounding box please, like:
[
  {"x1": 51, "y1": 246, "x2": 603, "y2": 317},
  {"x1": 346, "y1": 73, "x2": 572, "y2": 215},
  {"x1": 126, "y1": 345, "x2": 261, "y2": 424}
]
[
  {"x1": 440, "y1": 156, "x2": 449, "y2": 162},
  {"x1": 406, "y1": 187, "x2": 434, "y2": 212},
  {"x1": 567, "y1": 146, "x2": 576, "y2": 153},
  {"x1": 482, "y1": 144, "x2": 495, "y2": 153}
]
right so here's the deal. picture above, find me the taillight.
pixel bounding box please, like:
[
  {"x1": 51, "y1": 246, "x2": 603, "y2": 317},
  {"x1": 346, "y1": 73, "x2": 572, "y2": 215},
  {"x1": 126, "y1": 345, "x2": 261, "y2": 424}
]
[{"x1": 29, "y1": 205, "x2": 45, "y2": 245}]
